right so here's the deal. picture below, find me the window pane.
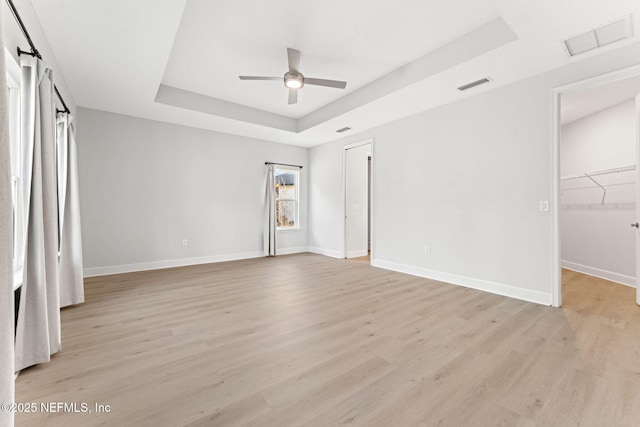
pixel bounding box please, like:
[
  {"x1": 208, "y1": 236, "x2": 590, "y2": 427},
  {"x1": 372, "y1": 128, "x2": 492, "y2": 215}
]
[
  {"x1": 278, "y1": 184, "x2": 296, "y2": 199},
  {"x1": 275, "y1": 172, "x2": 296, "y2": 198},
  {"x1": 7, "y1": 84, "x2": 22, "y2": 268},
  {"x1": 276, "y1": 200, "x2": 296, "y2": 228},
  {"x1": 274, "y1": 168, "x2": 299, "y2": 229}
]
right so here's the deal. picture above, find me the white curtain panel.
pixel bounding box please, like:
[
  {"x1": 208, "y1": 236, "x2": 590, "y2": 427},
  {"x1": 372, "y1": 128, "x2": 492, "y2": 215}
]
[
  {"x1": 14, "y1": 56, "x2": 61, "y2": 372},
  {"x1": 56, "y1": 115, "x2": 68, "y2": 243},
  {"x1": 57, "y1": 113, "x2": 84, "y2": 307},
  {"x1": 264, "y1": 164, "x2": 276, "y2": 256},
  {"x1": 0, "y1": 6, "x2": 16, "y2": 425}
]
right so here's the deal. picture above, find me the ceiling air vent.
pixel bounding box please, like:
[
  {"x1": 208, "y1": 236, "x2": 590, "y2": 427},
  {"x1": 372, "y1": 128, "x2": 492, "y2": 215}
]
[
  {"x1": 336, "y1": 127, "x2": 351, "y2": 133},
  {"x1": 457, "y1": 77, "x2": 491, "y2": 91},
  {"x1": 563, "y1": 15, "x2": 633, "y2": 57}
]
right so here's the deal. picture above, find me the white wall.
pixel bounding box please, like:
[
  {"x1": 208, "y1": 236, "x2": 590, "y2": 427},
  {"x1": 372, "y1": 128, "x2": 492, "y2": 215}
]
[
  {"x1": 77, "y1": 108, "x2": 308, "y2": 276},
  {"x1": 308, "y1": 141, "x2": 344, "y2": 259},
  {"x1": 561, "y1": 100, "x2": 636, "y2": 286},
  {"x1": 309, "y1": 42, "x2": 640, "y2": 305},
  {"x1": 561, "y1": 100, "x2": 635, "y2": 176}
]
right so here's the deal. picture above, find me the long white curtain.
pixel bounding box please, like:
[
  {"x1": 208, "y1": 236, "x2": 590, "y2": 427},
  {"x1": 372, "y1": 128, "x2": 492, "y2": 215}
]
[
  {"x1": 14, "y1": 55, "x2": 61, "y2": 372},
  {"x1": 0, "y1": 6, "x2": 16, "y2": 424},
  {"x1": 264, "y1": 164, "x2": 276, "y2": 256},
  {"x1": 57, "y1": 113, "x2": 84, "y2": 307}
]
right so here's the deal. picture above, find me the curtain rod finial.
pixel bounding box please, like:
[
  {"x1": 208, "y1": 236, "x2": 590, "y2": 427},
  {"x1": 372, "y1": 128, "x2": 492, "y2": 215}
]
[{"x1": 17, "y1": 46, "x2": 41, "y2": 59}]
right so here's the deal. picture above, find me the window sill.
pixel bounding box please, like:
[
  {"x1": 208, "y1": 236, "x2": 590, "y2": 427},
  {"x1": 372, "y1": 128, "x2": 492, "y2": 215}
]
[{"x1": 277, "y1": 227, "x2": 301, "y2": 232}]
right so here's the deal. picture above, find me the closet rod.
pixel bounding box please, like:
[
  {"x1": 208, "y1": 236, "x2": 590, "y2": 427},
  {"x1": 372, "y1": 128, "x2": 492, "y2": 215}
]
[
  {"x1": 561, "y1": 165, "x2": 635, "y2": 181},
  {"x1": 6, "y1": 0, "x2": 70, "y2": 114},
  {"x1": 265, "y1": 162, "x2": 303, "y2": 169}
]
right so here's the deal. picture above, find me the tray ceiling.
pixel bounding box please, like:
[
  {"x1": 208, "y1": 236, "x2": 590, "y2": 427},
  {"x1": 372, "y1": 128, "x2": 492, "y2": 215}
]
[{"x1": 29, "y1": 0, "x2": 640, "y2": 146}]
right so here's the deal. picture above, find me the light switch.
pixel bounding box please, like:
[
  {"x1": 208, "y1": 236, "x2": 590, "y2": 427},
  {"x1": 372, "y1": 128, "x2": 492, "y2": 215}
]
[{"x1": 539, "y1": 201, "x2": 549, "y2": 212}]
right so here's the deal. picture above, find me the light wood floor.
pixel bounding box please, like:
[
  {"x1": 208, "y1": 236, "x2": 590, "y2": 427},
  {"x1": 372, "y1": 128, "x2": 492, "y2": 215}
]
[{"x1": 15, "y1": 254, "x2": 640, "y2": 426}]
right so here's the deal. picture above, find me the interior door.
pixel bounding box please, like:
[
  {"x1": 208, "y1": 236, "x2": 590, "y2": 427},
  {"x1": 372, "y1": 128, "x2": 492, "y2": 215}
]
[
  {"x1": 345, "y1": 144, "x2": 370, "y2": 258},
  {"x1": 636, "y1": 93, "x2": 640, "y2": 305}
]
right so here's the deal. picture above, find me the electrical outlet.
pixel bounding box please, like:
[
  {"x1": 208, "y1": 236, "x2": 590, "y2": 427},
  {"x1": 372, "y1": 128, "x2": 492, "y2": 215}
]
[
  {"x1": 424, "y1": 245, "x2": 431, "y2": 255},
  {"x1": 182, "y1": 239, "x2": 188, "y2": 246}
]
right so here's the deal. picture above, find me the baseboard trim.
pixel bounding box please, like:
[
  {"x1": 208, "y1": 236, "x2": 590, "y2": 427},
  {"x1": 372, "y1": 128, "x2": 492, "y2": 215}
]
[
  {"x1": 308, "y1": 247, "x2": 343, "y2": 259},
  {"x1": 371, "y1": 259, "x2": 552, "y2": 306},
  {"x1": 84, "y1": 247, "x2": 317, "y2": 277},
  {"x1": 84, "y1": 251, "x2": 265, "y2": 277},
  {"x1": 562, "y1": 261, "x2": 635, "y2": 288},
  {"x1": 276, "y1": 246, "x2": 309, "y2": 256},
  {"x1": 347, "y1": 250, "x2": 368, "y2": 258}
]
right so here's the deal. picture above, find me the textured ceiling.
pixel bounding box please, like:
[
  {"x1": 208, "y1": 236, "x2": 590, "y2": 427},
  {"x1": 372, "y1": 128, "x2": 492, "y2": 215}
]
[{"x1": 28, "y1": 0, "x2": 640, "y2": 147}]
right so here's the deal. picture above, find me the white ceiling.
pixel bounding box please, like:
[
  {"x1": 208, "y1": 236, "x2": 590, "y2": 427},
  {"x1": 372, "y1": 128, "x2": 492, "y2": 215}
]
[{"x1": 28, "y1": 0, "x2": 640, "y2": 147}]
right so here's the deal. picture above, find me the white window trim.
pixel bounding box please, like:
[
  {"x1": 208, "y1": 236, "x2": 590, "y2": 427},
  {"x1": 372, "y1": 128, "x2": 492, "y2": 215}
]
[{"x1": 6, "y1": 48, "x2": 23, "y2": 290}]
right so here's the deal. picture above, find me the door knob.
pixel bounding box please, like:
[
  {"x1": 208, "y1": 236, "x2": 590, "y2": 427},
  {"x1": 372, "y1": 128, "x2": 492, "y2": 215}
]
[{"x1": 632, "y1": 223, "x2": 639, "y2": 228}]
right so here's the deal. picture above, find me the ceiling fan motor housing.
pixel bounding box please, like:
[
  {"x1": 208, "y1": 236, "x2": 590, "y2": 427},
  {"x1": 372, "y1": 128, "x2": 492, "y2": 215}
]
[{"x1": 284, "y1": 71, "x2": 304, "y2": 89}]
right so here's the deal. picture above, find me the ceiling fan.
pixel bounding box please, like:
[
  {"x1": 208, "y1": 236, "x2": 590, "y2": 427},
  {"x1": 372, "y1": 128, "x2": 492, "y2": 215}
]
[{"x1": 239, "y1": 48, "x2": 347, "y2": 105}]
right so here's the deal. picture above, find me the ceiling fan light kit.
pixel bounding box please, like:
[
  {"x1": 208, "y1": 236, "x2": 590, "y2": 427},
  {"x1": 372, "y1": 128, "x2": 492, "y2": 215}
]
[
  {"x1": 239, "y1": 48, "x2": 347, "y2": 105},
  {"x1": 284, "y1": 71, "x2": 304, "y2": 89}
]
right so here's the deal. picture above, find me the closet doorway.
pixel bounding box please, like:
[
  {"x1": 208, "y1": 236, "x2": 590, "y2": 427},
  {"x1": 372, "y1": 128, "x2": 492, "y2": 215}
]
[
  {"x1": 344, "y1": 140, "x2": 373, "y2": 260},
  {"x1": 553, "y1": 68, "x2": 640, "y2": 307}
]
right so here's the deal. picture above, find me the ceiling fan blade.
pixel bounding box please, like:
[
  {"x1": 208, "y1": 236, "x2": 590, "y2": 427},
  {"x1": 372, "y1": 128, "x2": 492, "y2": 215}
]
[
  {"x1": 239, "y1": 76, "x2": 281, "y2": 81},
  {"x1": 287, "y1": 48, "x2": 301, "y2": 73},
  {"x1": 305, "y1": 77, "x2": 347, "y2": 89},
  {"x1": 288, "y1": 88, "x2": 298, "y2": 105}
]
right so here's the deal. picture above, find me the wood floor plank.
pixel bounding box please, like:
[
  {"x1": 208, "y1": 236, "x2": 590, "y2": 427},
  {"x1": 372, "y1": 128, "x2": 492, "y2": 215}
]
[
  {"x1": 13, "y1": 255, "x2": 640, "y2": 426},
  {"x1": 184, "y1": 393, "x2": 271, "y2": 427}
]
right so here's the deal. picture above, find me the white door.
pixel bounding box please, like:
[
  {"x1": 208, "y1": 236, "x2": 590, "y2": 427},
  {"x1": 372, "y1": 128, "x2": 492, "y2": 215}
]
[
  {"x1": 636, "y1": 93, "x2": 640, "y2": 305},
  {"x1": 345, "y1": 143, "x2": 371, "y2": 258}
]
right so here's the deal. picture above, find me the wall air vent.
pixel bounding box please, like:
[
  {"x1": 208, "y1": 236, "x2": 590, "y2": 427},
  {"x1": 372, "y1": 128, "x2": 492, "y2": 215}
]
[
  {"x1": 563, "y1": 15, "x2": 633, "y2": 57},
  {"x1": 336, "y1": 127, "x2": 351, "y2": 133},
  {"x1": 457, "y1": 77, "x2": 491, "y2": 91}
]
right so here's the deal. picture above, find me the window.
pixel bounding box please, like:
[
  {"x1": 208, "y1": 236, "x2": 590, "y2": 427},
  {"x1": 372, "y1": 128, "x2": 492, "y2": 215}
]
[
  {"x1": 6, "y1": 47, "x2": 23, "y2": 280},
  {"x1": 7, "y1": 74, "x2": 23, "y2": 270},
  {"x1": 275, "y1": 168, "x2": 299, "y2": 230}
]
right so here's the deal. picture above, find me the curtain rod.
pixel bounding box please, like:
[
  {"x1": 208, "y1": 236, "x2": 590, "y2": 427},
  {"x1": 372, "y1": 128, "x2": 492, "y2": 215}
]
[
  {"x1": 265, "y1": 162, "x2": 303, "y2": 169},
  {"x1": 6, "y1": 0, "x2": 70, "y2": 114}
]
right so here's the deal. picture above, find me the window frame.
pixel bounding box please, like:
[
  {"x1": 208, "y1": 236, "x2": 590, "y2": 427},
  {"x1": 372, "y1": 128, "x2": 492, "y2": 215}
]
[
  {"x1": 274, "y1": 167, "x2": 300, "y2": 231},
  {"x1": 6, "y1": 49, "x2": 24, "y2": 287}
]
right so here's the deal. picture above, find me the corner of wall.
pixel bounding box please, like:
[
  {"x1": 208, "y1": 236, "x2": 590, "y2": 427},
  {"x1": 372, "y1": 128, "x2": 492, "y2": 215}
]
[{"x1": 308, "y1": 247, "x2": 343, "y2": 259}]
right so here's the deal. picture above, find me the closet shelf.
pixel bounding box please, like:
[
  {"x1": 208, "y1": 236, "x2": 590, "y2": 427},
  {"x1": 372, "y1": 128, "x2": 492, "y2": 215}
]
[{"x1": 561, "y1": 165, "x2": 636, "y2": 206}]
